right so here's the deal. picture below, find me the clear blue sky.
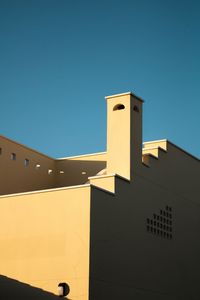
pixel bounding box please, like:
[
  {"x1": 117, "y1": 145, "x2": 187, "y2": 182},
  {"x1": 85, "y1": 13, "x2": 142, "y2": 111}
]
[{"x1": 0, "y1": 0, "x2": 199, "y2": 158}]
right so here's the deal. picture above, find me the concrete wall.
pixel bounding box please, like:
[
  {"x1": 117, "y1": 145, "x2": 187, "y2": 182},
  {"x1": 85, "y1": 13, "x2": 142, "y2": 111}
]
[
  {"x1": 142, "y1": 142, "x2": 199, "y2": 202},
  {"x1": 55, "y1": 153, "x2": 107, "y2": 188},
  {"x1": 0, "y1": 92, "x2": 143, "y2": 194},
  {"x1": 106, "y1": 93, "x2": 143, "y2": 180},
  {"x1": 89, "y1": 174, "x2": 115, "y2": 193},
  {"x1": 89, "y1": 145, "x2": 200, "y2": 300},
  {"x1": 0, "y1": 185, "x2": 91, "y2": 300},
  {"x1": 0, "y1": 92, "x2": 199, "y2": 300},
  {"x1": 0, "y1": 136, "x2": 107, "y2": 195},
  {"x1": 0, "y1": 136, "x2": 56, "y2": 195}
]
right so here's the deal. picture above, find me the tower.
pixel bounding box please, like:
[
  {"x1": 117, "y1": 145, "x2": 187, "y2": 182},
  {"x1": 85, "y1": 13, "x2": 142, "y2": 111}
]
[{"x1": 106, "y1": 92, "x2": 143, "y2": 180}]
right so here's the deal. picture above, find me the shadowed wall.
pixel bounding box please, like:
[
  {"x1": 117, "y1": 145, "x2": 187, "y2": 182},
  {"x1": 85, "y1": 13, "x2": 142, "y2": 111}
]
[
  {"x1": 0, "y1": 275, "x2": 62, "y2": 300},
  {"x1": 89, "y1": 145, "x2": 200, "y2": 300}
]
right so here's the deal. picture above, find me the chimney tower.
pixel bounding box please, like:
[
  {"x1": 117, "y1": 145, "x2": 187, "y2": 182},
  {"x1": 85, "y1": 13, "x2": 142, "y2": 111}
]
[{"x1": 106, "y1": 92, "x2": 143, "y2": 180}]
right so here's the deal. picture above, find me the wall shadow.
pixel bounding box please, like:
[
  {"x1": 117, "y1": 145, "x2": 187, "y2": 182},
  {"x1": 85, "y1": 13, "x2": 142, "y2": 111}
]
[
  {"x1": 56, "y1": 159, "x2": 107, "y2": 187},
  {"x1": 0, "y1": 274, "x2": 69, "y2": 300}
]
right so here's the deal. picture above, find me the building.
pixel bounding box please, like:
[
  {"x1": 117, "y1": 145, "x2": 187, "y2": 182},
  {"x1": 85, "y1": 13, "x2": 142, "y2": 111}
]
[{"x1": 0, "y1": 92, "x2": 199, "y2": 300}]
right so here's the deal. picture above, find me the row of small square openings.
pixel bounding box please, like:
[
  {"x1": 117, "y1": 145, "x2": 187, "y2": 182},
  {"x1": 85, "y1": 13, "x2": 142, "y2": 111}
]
[
  {"x1": 147, "y1": 226, "x2": 172, "y2": 239},
  {"x1": 152, "y1": 214, "x2": 172, "y2": 225},
  {"x1": 146, "y1": 205, "x2": 173, "y2": 240},
  {"x1": 36, "y1": 166, "x2": 64, "y2": 175},
  {"x1": 0, "y1": 149, "x2": 65, "y2": 175},
  {"x1": 147, "y1": 219, "x2": 172, "y2": 232},
  {"x1": 160, "y1": 209, "x2": 172, "y2": 218},
  {"x1": 0, "y1": 150, "x2": 26, "y2": 163}
]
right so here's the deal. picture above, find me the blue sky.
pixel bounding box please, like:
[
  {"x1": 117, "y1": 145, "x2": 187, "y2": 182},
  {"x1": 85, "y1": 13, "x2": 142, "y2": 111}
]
[{"x1": 0, "y1": 0, "x2": 199, "y2": 158}]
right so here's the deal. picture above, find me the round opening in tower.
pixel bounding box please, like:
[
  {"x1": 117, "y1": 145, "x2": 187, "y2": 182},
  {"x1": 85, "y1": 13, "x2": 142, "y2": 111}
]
[
  {"x1": 58, "y1": 282, "x2": 70, "y2": 297},
  {"x1": 133, "y1": 105, "x2": 139, "y2": 112},
  {"x1": 113, "y1": 104, "x2": 125, "y2": 111}
]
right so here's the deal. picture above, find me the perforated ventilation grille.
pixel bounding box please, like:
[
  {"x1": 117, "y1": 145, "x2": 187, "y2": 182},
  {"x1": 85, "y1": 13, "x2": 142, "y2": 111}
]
[{"x1": 146, "y1": 206, "x2": 173, "y2": 239}]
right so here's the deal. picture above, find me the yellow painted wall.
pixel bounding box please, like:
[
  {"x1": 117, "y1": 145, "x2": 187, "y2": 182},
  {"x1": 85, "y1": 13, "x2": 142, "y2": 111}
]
[
  {"x1": 0, "y1": 92, "x2": 199, "y2": 299},
  {"x1": 143, "y1": 140, "x2": 167, "y2": 151},
  {"x1": 60, "y1": 153, "x2": 107, "y2": 161},
  {"x1": 89, "y1": 174, "x2": 115, "y2": 193},
  {"x1": 0, "y1": 135, "x2": 107, "y2": 195},
  {"x1": 0, "y1": 136, "x2": 56, "y2": 195},
  {"x1": 55, "y1": 153, "x2": 107, "y2": 188},
  {"x1": 0, "y1": 185, "x2": 91, "y2": 300},
  {"x1": 0, "y1": 92, "x2": 145, "y2": 195},
  {"x1": 0, "y1": 274, "x2": 61, "y2": 300},
  {"x1": 106, "y1": 93, "x2": 143, "y2": 180},
  {"x1": 106, "y1": 94, "x2": 131, "y2": 179}
]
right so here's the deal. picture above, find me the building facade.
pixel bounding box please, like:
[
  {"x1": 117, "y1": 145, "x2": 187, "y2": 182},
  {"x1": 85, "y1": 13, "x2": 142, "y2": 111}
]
[{"x1": 0, "y1": 92, "x2": 199, "y2": 300}]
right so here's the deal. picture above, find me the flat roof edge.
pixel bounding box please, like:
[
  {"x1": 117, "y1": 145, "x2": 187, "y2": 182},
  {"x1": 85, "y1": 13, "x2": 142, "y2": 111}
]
[
  {"x1": 57, "y1": 151, "x2": 107, "y2": 160},
  {"x1": 105, "y1": 91, "x2": 144, "y2": 102},
  {"x1": 144, "y1": 139, "x2": 199, "y2": 161},
  {"x1": 89, "y1": 173, "x2": 130, "y2": 182},
  {"x1": 0, "y1": 184, "x2": 91, "y2": 198},
  {"x1": 143, "y1": 139, "x2": 168, "y2": 144},
  {"x1": 89, "y1": 173, "x2": 116, "y2": 180}
]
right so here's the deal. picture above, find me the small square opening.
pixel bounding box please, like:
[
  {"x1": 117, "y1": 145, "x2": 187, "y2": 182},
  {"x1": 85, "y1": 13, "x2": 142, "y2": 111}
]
[
  {"x1": 11, "y1": 153, "x2": 16, "y2": 160},
  {"x1": 24, "y1": 159, "x2": 29, "y2": 167}
]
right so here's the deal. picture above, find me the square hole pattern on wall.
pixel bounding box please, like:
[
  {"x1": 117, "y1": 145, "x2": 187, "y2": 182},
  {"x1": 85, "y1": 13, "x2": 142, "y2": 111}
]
[{"x1": 146, "y1": 206, "x2": 173, "y2": 240}]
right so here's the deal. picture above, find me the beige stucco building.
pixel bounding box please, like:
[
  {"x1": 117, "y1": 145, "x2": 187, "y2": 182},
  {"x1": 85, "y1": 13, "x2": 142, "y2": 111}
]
[{"x1": 0, "y1": 92, "x2": 199, "y2": 300}]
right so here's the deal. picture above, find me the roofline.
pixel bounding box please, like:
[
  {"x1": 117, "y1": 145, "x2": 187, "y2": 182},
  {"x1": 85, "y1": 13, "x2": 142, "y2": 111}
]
[
  {"x1": 89, "y1": 172, "x2": 130, "y2": 183},
  {"x1": 88, "y1": 173, "x2": 116, "y2": 180},
  {"x1": 168, "y1": 140, "x2": 199, "y2": 161},
  {"x1": 0, "y1": 183, "x2": 91, "y2": 198},
  {"x1": 57, "y1": 151, "x2": 107, "y2": 160},
  {"x1": 105, "y1": 91, "x2": 144, "y2": 102},
  {"x1": 0, "y1": 172, "x2": 130, "y2": 198},
  {"x1": 0, "y1": 135, "x2": 54, "y2": 160},
  {"x1": 143, "y1": 139, "x2": 199, "y2": 161},
  {"x1": 143, "y1": 139, "x2": 167, "y2": 145}
]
